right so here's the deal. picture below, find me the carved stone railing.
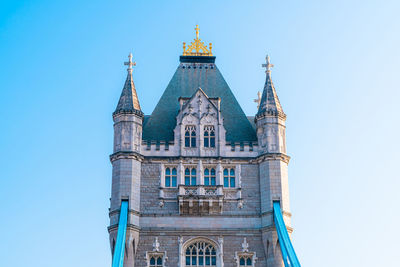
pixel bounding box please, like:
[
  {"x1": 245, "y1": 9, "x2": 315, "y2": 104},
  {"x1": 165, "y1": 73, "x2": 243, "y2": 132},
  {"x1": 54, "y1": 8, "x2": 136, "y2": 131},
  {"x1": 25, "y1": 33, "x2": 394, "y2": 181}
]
[
  {"x1": 178, "y1": 185, "x2": 223, "y2": 197},
  {"x1": 178, "y1": 185, "x2": 224, "y2": 215}
]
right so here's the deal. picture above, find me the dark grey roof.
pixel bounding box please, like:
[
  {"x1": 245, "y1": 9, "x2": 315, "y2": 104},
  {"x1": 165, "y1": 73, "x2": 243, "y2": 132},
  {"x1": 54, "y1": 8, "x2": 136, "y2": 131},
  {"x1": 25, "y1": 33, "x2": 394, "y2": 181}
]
[
  {"x1": 247, "y1": 116, "x2": 256, "y2": 131},
  {"x1": 114, "y1": 70, "x2": 142, "y2": 115},
  {"x1": 143, "y1": 58, "x2": 257, "y2": 142},
  {"x1": 256, "y1": 71, "x2": 285, "y2": 118}
]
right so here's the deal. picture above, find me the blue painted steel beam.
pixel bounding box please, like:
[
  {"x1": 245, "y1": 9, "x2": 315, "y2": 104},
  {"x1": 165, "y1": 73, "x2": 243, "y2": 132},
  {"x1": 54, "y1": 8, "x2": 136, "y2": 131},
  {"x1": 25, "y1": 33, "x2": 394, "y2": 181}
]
[
  {"x1": 112, "y1": 200, "x2": 129, "y2": 267},
  {"x1": 273, "y1": 201, "x2": 301, "y2": 267}
]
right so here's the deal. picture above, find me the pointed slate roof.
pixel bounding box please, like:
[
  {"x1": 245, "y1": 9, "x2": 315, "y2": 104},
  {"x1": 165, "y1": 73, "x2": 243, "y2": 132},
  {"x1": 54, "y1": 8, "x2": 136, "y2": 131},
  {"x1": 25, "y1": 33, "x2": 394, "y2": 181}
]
[
  {"x1": 142, "y1": 57, "x2": 257, "y2": 142},
  {"x1": 114, "y1": 54, "x2": 142, "y2": 116},
  {"x1": 256, "y1": 55, "x2": 285, "y2": 119}
]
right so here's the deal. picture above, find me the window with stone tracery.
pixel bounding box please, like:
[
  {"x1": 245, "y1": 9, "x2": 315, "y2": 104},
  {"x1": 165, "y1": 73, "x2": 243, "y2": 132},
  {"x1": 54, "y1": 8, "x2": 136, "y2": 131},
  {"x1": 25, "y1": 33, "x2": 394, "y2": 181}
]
[
  {"x1": 185, "y1": 167, "x2": 197, "y2": 186},
  {"x1": 204, "y1": 168, "x2": 216, "y2": 186},
  {"x1": 165, "y1": 167, "x2": 177, "y2": 187},
  {"x1": 185, "y1": 125, "x2": 196, "y2": 147},
  {"x1": 223, "y1": 168, "x2": 235, "y2": 188},
  {"x1": 234, "y1": 238, "x2": 257, "y2": 267},
  {"x1": 185, "y1": 241, "x2": 217, "y2": 266},
  {"x1": 239, "y1": 255, "x2": 252, "y2": 266},
  {"x1": 149, "y1": 255, "x2": 163, "y2": 267},
  {"x1": 204, "y1": 126, "x2": 215, "y2": 148}
]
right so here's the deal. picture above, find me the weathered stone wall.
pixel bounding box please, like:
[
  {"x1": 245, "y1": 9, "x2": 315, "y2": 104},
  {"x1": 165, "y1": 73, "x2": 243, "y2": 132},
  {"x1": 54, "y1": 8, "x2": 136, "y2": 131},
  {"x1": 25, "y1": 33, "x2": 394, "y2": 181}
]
[{"x1": 135, "y1": 231, "x2": 267, "y2": 267}]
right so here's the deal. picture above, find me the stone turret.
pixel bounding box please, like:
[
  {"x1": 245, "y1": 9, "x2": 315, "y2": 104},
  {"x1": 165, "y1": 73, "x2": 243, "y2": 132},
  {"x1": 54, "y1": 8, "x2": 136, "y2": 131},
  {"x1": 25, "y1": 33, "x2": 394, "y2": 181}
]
[
  {"x1": 256, "y1": 55, "x2": 291, "y2": 267},
  {"x1": 109, "y1": 53, "x2": 143, "y2": 267}
]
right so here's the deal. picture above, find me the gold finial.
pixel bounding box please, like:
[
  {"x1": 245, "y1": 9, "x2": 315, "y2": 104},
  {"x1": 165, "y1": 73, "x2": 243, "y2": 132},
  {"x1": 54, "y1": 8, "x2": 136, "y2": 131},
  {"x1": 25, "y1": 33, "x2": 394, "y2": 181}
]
[
  {"x1": 182, "y1": 25, "x2": 213, "y2": 56},
  {"x1": 195, "y1": 24, "x2": 200, "y2": 39},
  {"x1": 124, "y1": 53, "x2": 136, "y2": 72},
  {"x1": 262, "y1": 55, "x2": 274, "y2": 73}
]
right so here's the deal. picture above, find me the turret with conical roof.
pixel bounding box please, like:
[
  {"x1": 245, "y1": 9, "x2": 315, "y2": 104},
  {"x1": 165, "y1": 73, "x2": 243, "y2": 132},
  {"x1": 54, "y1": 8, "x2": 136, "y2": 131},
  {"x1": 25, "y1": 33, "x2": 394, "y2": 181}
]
[
  {"x1": 255, "y1": 55, "x2": 287, "y2": 154},
  {"x1": 109, "y1": 53, "x2": 143, "y2": 267},
  {"x1": 256, "y1": 55, "x2": 291, "y2": 267},
  {"x1": 256, "y1": 55, "x2": 286, "y2": 120},
  {"x1": 114, "y1": 53, "x2": 142, "y2": 116}
]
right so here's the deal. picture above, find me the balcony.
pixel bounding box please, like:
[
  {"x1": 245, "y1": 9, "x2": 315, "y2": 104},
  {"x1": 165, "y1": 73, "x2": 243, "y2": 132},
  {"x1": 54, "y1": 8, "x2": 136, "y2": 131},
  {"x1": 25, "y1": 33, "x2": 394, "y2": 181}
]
[{"x1": 178, "y1": 185, "x2": 224, "y2": 215}]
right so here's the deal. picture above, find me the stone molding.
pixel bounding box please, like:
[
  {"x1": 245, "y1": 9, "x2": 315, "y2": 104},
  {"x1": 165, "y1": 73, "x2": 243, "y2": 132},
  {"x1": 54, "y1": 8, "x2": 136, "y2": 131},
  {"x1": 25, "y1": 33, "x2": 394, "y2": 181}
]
[
  {"x1": 113, "y1": 109, "x2": 144, "y2": 118},
  {"x1": 254, "y1": 110, "x2": 286, "y2": 122},
  {"x1": 254, "y1": 153, "x2": 290, "y2": 164},
  {"x1": 109, "y1": 151, "x2": 144, "y2": 162},
  {"x1": 109, "y1": 208, "x2": 140, "y2": 217}
]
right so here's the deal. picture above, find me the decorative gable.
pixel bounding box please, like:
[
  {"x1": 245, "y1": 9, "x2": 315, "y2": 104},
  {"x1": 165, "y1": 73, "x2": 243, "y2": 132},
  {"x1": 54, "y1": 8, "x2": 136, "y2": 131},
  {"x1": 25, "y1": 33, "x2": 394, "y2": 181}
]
[{"x1": 174, "y1": 88, "x2": 226, "y2": 157}]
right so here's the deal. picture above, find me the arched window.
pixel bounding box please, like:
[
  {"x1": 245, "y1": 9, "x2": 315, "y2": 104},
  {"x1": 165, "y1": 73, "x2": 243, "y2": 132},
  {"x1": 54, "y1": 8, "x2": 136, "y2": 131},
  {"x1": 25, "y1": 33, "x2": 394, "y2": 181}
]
[
  {"x1": 204, "y1": 168, "x2": 216, "y2": 186},
  {"x1": 223, "y1": 168, "x2": 235, "y2": 188},
  {"x1": 185, "y1": 126, "x2": 196, "y2": 148},
  {"x1": 185, "y1": 168, "x2": 197, "y2": 186},
  {"x1": 149, "y1": 255, "x2": 163, "y2": 267},
  {"x1": 165, "y1": 167, "x2": 177, "y2": 187},
  {"x1": 185, "y1": 241, "x2": 217, "y2": 266},
  {"x1": 239, "y1": 256, "x2": 252, "y2": 266},
  {"x1": 204, "y1": 126, "x2": 215, "y2": 148}
]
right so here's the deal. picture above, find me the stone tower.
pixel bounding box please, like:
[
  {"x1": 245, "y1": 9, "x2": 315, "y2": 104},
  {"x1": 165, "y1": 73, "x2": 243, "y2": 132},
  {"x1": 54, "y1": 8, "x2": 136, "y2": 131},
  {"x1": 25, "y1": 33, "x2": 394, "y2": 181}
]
[
  {"x1": 109, "y1": 53, "x2": 143, "y2": 267},
  {"x1": 108, "y1": 26, "x2": 297, "y2": 267},
  {"x1": 255, "y1": 56, "x2": 290, "y2": 267}
]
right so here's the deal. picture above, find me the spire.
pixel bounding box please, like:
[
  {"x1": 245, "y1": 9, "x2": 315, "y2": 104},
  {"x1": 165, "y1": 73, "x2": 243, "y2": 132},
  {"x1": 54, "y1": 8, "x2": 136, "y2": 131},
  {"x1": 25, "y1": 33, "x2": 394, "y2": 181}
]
[
  {"x1": 256, "y1": 55, "x2": 285, "y2": 119},
  {"x1": 114, "y1": 53, "x2": 142, "y2": 116}
]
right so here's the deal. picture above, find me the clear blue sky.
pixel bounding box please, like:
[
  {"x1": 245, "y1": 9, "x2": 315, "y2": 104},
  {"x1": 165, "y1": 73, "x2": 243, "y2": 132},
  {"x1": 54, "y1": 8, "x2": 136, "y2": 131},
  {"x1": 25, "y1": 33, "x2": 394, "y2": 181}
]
[{"x1": 0, "y1": 0, "x2": 399, "y2": 266}]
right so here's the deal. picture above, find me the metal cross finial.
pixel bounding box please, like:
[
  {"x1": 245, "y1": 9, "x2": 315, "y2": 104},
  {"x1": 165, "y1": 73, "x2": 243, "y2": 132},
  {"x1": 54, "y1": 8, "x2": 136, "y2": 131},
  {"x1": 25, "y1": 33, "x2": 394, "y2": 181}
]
[
  {"x1": 124, "y1": 53, "x2": 136, "y2": 72},
  {"x1": 254, "y1": 91, "x2": 262, "y2": 108},
  {"x1": 195, "y1": 25, "x2": 200, "y2": 39},
  {"x1": 262, "y1": 55, "x2": 274, "y2": 73}
]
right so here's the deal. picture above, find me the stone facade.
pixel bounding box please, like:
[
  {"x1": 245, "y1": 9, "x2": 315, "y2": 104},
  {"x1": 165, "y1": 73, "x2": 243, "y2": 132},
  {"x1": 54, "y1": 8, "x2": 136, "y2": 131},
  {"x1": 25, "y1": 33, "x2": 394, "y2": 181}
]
[{"x1": 108, "y1": 52, "x2": 293, "y2": 267}]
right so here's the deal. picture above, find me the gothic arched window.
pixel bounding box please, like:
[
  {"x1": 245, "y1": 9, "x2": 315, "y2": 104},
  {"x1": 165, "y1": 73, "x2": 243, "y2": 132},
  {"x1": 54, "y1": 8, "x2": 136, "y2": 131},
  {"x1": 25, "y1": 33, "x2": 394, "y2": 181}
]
[
  {"x1": 204, "y1": 168, "x2": 216, "y2": 186},
  {"x1": 185, "y1": 168, "x2": 197, "y2": 186},
  {"x1": 223, "y1": 168, "x2": 235, "y2": 188},
  {"x1": 185, "y1": 241, "x2": 217, "y2": 266},
  {"x1": 239, "y1": 256, "x2": 252, "y2": 266},
  {"x1": 204, "y1": 126, "x2": 215, "y2": 148},
  {"x1": 185, "y1": 126, "x2": 196, "y2": 148},
  {"x1": 149, "y1": 255, "x2": 163, "y2": 267},
  {"x1": 165, "y1": 167, "x2": 177, "y2": 187}
]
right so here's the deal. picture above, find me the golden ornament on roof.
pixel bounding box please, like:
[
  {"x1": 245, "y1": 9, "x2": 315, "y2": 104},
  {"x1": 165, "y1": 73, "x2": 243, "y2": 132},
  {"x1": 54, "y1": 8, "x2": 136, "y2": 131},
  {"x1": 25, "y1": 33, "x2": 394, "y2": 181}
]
[{"x1": 182, "y1": 25, "x2": 213, "y2": 56}]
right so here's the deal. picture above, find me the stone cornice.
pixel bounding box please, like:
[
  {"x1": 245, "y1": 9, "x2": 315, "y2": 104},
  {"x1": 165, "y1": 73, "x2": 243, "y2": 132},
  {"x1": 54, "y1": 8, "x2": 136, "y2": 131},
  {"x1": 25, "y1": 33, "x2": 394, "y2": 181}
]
[
  {"x1": 142, "y1": 154, "x2": 290, "y2": 163},
  {"x1": 255, "y1": 110, "x2": 287, "y2": 122},
  {"x1": 140, "y1": 228, "x2": 262, "y2": 234},
  {"x1": 112, "y1": 109, "x2": 144, "y2": 118},
  {"x1": 108, "y1": 223, "x2": 141, "y2": 232},
  {"x1": 109, "y1": 151, "x2": 144, "y2": 162},
  {"x1": 254, "y1": 153, "x2": 291, "y2": 164},
  {"x1": 260, "y1": 210, "x2": 292, "y2": 217},
  {"x1": 261, "y1": 225, "x2": 293, "y2": 233},
  {"x1": 109, "y1": 208, "x2": 140, "y2": 217}
]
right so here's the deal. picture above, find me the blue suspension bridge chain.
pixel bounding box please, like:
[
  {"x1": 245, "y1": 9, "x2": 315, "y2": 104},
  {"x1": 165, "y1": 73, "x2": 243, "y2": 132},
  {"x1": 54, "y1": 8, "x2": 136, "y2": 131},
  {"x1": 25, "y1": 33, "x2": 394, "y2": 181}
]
[
  {"x1": 112, "y1": 200, "x2": 129, "y2": 267},
  {"x1": 273, "y1": 201, "x2": 301, "y2": 267}
]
